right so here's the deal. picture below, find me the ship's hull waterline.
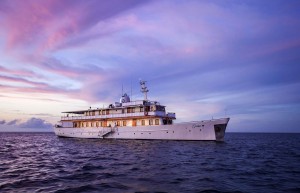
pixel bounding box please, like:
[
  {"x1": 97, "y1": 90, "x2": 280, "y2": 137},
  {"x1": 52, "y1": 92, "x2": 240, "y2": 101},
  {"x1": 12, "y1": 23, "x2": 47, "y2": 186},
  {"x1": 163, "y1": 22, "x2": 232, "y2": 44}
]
[{"x1": 54, "y1": 118, "x2": 229, "y2": 141}]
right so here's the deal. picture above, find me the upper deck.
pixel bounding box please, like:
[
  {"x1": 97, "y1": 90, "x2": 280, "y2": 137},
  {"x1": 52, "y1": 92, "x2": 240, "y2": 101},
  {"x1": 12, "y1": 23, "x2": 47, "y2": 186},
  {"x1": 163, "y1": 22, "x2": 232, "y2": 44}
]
[{"x1": 60, "y1": 81, "x2": 176, "y2": 121}]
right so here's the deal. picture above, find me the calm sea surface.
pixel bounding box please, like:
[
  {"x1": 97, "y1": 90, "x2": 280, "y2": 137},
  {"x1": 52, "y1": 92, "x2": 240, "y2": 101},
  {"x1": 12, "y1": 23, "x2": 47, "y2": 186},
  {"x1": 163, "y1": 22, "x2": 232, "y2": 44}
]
[{"x1": 0, "y1": 132, "x2": 299, "y2": 193}]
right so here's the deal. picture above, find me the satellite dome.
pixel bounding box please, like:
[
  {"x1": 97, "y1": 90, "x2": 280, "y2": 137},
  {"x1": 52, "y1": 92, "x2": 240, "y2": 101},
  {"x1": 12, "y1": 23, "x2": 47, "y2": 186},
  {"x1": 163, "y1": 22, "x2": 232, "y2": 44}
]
[{"x1": 120, "y1": 93, "x2": 130, "y2": 103}]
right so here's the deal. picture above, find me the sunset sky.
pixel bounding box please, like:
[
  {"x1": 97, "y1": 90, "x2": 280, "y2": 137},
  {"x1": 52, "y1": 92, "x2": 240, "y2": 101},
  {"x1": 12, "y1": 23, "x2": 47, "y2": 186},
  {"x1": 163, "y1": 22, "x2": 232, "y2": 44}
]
[{"x1": 0, "y1": 0, "x2": 299, "y2": 132}]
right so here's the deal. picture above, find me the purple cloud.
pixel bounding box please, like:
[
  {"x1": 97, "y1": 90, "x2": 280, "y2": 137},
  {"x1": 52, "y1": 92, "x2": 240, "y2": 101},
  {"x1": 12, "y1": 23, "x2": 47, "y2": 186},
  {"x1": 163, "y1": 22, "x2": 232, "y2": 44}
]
[
  {"x1": 6, "y1": 119, "x2": 20, "y2": 125},
  {"x1": 19, "y1": 118, "x2": 52, "y2": 129}
]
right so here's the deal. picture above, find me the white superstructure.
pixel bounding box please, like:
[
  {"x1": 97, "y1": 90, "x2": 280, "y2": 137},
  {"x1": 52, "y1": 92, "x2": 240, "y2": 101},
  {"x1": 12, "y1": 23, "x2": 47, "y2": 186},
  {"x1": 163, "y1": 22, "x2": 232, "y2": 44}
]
[{"x1": 54, "y1": 81, "x2": 230, "y2": 141}]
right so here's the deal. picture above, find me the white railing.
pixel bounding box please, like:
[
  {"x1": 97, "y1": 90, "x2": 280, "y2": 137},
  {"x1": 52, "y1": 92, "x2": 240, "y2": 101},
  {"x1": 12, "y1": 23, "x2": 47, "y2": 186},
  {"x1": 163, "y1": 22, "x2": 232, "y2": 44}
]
[
  {"x1": 122, "y1": 100, "x2": 144, "y2": 107},
  {"x1": 61, "y1": 111, "x2": 168, "y2": 120}
]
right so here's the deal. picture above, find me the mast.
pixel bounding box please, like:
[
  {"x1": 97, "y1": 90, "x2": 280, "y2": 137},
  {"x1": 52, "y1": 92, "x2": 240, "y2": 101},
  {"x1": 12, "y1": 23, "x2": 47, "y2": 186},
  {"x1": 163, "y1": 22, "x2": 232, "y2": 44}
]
[{"x1": 140, "y1": 80, "x2": 149, "y2": 101}]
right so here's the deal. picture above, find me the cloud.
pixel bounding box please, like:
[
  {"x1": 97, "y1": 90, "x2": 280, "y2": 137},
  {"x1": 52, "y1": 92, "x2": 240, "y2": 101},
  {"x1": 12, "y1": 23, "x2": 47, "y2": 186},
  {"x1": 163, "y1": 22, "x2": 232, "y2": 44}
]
[
  {"x1": 6, "y1": 119, "x2": 20, "y2": 125},
  {"x1": 0, "y1": 118, "x2": 53, "y2": 132},
  {"x1": 19, "y1": 118, "x2": 52, "y2": 129},
  {"x1": 0, "y1": 0, "x2": 149, "y2": 52}
]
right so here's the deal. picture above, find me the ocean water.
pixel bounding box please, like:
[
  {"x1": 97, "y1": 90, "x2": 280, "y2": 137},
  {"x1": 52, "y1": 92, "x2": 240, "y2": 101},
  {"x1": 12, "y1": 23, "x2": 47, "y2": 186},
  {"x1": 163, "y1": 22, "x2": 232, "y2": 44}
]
[{"x1": 0, "y1": 133, "x2": 299, "y2": 193}]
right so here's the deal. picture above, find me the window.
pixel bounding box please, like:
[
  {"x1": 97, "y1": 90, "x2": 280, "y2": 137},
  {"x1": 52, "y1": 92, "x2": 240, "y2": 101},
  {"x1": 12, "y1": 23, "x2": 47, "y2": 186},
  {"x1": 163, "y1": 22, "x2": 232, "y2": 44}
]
[
  {"x1": 123, "y1": 121, "x2": 127, "y2": 126},
  {"x1": 149, "y1": 119, "x2": 153, "y2": 125},
  {"x1": 141, "y1": 120, "x2": 145, "y2": 126},
  {"x1": 91, "y1": 122, "x2": 94, "y2": 127},
  {"x1": 96, "y1": 122, "x2": 99, "y2": 127},
  {"x1": 117, "y1": 121, "x2": 120, "y2": 126},
  {"x1": 155, "y1": 119, "x2": 159, "y2": 125}
]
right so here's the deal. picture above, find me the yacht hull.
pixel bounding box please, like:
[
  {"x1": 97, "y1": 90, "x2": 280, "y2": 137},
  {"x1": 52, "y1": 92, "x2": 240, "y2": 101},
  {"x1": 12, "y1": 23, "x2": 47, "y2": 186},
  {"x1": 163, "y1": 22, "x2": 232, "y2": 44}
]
[{"x1": 54, "y1": 118, "x2": 229, "y2": 141}]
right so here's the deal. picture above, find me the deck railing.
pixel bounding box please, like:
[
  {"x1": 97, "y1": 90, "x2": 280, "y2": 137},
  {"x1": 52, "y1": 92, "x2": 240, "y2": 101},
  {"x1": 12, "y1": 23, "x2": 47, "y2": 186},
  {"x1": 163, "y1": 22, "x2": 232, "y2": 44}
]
[{"x1": 61, "y1": 111, "x2": 175, "y2": 120}]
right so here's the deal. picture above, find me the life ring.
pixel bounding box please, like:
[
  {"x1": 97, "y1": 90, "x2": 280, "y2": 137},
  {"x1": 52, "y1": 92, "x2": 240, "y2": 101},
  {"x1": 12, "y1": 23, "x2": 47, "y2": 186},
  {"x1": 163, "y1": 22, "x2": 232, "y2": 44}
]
[{"x1": 144, "y1": 111, "x2": 148, "y2": 116}]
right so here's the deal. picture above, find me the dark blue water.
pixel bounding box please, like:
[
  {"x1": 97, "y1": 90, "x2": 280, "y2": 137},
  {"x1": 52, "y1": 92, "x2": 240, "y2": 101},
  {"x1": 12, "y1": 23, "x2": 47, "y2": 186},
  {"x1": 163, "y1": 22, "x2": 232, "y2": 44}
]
[{"x1": 0, "y1": 133, "x2": 299, "y2": 193}]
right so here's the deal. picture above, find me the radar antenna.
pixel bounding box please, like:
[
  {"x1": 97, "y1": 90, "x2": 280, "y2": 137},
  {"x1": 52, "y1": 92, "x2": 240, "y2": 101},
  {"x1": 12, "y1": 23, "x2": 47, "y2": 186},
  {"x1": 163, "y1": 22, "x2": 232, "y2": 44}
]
[{"x1": 140, "y1": 80, "x2": 149, "y2": 100}]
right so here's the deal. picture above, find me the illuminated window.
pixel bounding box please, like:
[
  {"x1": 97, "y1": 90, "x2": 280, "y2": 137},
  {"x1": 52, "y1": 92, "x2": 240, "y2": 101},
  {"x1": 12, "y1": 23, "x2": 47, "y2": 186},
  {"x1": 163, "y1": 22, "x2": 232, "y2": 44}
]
[
  {"x1": 141, "y1": 120, "x2": 145, "y2": 126},
  {"x1": 123, "y1": 121, "x2": 126, "y2": 126},
  {"x1": 149, "y1": 119, "x2": 153, "y2": 125},
  {"x1": 155, "y1": 119, "x2": 159, "y2": 125},
  {"x1": 96, "y1": 122, "x2": 99, "y2": 127},
  {"x1": 91, "y1": 122, "x2": 94, "y2": 127}
]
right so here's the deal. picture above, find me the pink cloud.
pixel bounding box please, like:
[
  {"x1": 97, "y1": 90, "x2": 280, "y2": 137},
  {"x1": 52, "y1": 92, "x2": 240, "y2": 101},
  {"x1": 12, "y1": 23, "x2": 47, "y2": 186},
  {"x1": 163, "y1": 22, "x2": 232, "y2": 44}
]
[{"x1": 1, "y1": 0, "x2": 148, "y2": 52}]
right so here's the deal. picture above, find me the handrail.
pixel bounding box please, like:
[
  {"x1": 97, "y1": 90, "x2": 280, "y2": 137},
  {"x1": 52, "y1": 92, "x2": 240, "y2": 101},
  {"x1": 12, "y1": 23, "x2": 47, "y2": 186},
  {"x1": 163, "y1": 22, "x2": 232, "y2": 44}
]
[{"x1": 61, "y1": 111, "x2": 171, "y2": 120}]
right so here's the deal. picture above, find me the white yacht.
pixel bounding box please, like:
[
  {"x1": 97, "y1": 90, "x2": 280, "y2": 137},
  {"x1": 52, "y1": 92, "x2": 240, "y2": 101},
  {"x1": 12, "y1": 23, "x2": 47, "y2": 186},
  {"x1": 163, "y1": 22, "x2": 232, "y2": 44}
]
[{"x1": 54, "y1": 81, "x2": 230, "y2": 141}]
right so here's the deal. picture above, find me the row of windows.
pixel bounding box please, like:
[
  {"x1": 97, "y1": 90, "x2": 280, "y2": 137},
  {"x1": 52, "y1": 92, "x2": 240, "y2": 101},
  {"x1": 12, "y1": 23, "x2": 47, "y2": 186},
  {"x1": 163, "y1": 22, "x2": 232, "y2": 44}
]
[
  {"x1": 73, "y1": 119, "x2": 160, "y2": 128},
  {"x1": 141, "y1": 119, "x2": 159, "y2": 125}
]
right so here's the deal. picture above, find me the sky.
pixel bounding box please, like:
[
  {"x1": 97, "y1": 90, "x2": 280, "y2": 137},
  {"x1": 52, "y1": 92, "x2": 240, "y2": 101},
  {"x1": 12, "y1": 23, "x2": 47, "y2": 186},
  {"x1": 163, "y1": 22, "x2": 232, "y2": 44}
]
[{"x1": 0, "y1": 0, "x2": 299, "y2": 132}]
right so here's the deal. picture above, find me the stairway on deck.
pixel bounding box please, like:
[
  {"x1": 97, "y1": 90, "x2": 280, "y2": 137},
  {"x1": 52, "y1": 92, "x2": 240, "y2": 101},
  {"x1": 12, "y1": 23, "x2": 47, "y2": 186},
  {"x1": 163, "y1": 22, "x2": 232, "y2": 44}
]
[{"x1": 98, "y1": 128, "x2": 115, "y2": 138}]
